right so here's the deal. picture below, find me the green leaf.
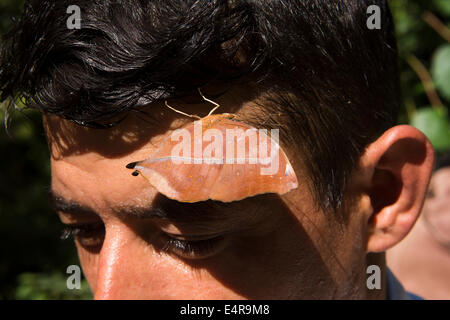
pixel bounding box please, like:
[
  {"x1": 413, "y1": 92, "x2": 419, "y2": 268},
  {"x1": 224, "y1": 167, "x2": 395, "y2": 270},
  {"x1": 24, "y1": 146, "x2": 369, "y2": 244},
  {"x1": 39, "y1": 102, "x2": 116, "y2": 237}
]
[
  {"x1": 15, "y1": 272, "x2": 93, "y2": 300},
  {"x1": 431, "y1": 44, "x2": 450, "y2": 101},
  {"x1": 433, "y1": 0, "x2": 450, "y2": 17},
  {"x1": 410, "y1": 107, "x2": 450, "y2": 152}
]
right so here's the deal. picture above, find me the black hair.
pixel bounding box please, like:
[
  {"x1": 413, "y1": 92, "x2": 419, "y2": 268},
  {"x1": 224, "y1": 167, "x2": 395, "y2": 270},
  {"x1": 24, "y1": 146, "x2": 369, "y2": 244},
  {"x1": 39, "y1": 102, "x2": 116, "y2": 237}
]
[{"x1": 0, "y1": 0, "x2": 400, "y2": 211}]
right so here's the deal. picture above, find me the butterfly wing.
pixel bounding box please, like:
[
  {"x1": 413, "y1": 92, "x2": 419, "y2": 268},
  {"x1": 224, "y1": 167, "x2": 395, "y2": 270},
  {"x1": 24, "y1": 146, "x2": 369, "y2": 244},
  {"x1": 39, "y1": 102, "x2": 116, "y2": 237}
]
[{"x1": 130, "y1": 114, "x2": 298, "y2": 202}]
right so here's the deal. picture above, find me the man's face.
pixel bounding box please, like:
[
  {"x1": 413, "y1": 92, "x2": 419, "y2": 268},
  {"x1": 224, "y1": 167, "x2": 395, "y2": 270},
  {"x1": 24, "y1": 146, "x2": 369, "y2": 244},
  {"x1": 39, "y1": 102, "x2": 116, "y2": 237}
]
[{"x1": 45, "y1": 96, "x2": 371, "y2": 299}]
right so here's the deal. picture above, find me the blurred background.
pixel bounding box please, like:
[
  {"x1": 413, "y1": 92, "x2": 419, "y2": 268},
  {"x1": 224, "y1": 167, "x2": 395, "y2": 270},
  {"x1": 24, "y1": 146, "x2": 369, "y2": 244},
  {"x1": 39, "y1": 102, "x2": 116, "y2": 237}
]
[{"x1": 0, "y1": 0, "x2": 449, "y2": 299}]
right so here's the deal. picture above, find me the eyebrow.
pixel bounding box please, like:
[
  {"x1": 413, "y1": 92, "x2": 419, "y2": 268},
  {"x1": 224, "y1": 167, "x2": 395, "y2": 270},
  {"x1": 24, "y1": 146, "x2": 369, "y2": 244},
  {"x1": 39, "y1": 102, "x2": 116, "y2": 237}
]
[
  {"x1": 48, "y1": 191, "x2": 96, "y2": 216},
  {"x1": 47, "y1": 189, "x2": 244, "y2": 225},
  {"x1": 48, "y1": 190, "x2": 168, "y2": 219}
]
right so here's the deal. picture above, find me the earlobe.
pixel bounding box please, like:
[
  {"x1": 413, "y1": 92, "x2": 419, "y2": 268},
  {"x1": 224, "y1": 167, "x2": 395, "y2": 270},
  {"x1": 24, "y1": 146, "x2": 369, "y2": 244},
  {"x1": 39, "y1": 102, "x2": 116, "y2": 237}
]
[{"x1": 362, "y1": 125, "x2": 435, "y2": 253}]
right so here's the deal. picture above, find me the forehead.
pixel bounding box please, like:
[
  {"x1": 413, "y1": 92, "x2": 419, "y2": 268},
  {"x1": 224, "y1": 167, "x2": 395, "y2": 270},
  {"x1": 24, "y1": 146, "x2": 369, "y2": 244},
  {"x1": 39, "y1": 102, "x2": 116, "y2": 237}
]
[
  {"x1": 44, "y1": 99, "x2": 304, "y2": 213},
  {"x1": 44, "y1": 90, "x2": 270, "y2": 159},
  {"x1": 45, "y1": 103, "x2": 187, "y2": 158},
  {"x1": 44, "y1": 112, "x2": 166, "y2": 212}
]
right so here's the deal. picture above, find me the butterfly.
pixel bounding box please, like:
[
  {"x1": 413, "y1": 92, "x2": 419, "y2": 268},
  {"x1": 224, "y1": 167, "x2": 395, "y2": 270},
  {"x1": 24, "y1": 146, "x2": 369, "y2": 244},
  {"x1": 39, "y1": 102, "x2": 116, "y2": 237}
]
[{"x1": 126, "y1": 90, "x2": 298, "y2": 203}]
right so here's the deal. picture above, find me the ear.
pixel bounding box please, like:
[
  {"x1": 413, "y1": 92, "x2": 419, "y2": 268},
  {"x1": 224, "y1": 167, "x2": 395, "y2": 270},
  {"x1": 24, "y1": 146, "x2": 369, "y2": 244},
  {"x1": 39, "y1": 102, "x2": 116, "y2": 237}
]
[{"x1": 360, "y1": 125, "x2": 434, "y2": 253}]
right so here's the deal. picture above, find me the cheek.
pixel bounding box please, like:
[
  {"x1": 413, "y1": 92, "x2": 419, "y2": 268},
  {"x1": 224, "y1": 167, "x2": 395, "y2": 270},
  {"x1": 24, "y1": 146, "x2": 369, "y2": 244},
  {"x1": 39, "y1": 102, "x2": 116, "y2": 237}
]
[
  {"x1": 74, "y1": 222, "x2": 319, "y2": 299},
  {"x1": 74, "y1": 227, "x2": 250, "y2": 299},
  {"x1": 196, "y1": 213, "x2": 344, "y2": 299},
  {"x1": 284, "y1": 193, "x2": 369, "y2": 294}
]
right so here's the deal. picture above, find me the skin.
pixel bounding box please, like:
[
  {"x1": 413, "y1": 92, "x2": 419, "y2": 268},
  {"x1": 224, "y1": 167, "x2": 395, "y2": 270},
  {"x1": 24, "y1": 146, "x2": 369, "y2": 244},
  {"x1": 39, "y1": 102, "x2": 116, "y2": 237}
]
[
  {"x1": 387, "y1": 167, "x2": 450, "y2": 299},
  {"x1": 44, "y1": 88, "x2": 434, "y2": 299}
]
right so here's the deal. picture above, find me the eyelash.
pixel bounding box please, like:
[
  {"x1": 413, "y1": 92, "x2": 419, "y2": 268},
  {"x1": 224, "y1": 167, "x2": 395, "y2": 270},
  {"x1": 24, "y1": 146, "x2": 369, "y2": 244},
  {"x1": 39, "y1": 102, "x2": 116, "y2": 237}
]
[
  {"x1": 160, "y1": 234, "x2": 226, "y2": 260},
  {"x1": 60, "y1": 224, "x2": 105, "y2": 249},
  {"x1": 60, "y1": 225, "x2": 82, "y2": 240},
  {"x1": 61, "y1": 225, "x2": 225, "y2": 259}
]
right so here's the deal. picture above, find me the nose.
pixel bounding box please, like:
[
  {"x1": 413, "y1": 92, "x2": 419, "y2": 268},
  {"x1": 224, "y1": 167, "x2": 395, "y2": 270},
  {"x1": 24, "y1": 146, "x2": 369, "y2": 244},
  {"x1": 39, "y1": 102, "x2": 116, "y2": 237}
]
[
  {"x1": 92, "y1": 221, "x2": 218, "y2": 299},
  {"x1": 93, "y1": 223, "x2": 155, "y2": 299}
]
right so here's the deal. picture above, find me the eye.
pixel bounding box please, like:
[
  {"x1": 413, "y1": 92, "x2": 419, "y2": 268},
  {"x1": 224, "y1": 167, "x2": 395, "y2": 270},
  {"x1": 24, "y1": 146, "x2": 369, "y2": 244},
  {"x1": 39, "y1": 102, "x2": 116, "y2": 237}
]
[
  {"x1": 61, "y1": 223, "x2": 105, "y2": 249},
  {"x1": 160, "y1": 233, "x2": 228, "y2": 260}
]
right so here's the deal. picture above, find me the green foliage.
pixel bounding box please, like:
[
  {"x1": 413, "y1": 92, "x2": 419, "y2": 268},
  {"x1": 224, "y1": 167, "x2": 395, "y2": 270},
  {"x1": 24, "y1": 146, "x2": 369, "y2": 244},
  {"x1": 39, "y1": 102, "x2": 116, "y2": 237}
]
[
  {"x1": 390, "y1": 0, "x2": 424, "y2": 56},
  {"x1": 0, "y1": 0, "x2": 25, "y2": 34},
  {"x1": 410, "y1": 107, "x2": 450, "y2": 152},
  {"x1": 15, "y1": 273, "x2": 92, "y2": 300},
  {"x1": 390, "y1": 0, "x2": 450, "y2": 153},
  {"x1": 431, "y1": 44, "x2": 450, "y2": 101},
  {"x1": 433, "y1": 0, "x2": 450, "y2": 17}
]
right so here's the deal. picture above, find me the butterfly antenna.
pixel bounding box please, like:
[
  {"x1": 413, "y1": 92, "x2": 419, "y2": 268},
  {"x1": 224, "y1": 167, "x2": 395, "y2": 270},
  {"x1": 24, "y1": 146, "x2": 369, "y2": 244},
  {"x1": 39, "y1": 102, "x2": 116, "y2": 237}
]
[
  {"x1": 198, "y1": 88, "x2": 220, "y2": 116},
  {"x1": 164, "y1": 101, "x2": 201, "y2": 120}
]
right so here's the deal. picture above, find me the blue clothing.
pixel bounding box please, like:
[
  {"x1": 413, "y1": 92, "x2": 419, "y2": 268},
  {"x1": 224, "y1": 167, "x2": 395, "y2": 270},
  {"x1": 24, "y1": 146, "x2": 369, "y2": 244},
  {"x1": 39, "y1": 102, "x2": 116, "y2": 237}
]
[{"x1": 386, "y1": 268, "x2": 424, "y2": 300}]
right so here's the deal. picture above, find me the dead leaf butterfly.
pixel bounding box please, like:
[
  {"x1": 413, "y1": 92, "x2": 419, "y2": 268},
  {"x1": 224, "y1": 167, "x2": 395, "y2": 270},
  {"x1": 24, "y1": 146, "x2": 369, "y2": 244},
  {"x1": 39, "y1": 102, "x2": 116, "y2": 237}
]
[{"x1": 126, "y1": 90, "x2": 298, "y2": 203}]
